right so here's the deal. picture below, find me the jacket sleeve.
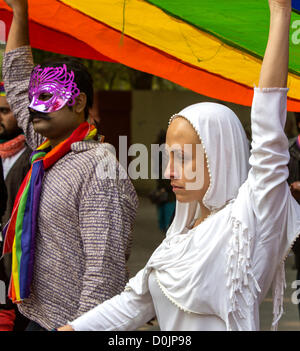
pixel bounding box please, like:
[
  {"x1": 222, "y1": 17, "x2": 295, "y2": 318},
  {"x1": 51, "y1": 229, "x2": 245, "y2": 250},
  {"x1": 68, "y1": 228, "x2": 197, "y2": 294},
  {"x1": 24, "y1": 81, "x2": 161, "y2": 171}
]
[{"x1": 2, "y1": 46, "x2": 45, "y2": 150}]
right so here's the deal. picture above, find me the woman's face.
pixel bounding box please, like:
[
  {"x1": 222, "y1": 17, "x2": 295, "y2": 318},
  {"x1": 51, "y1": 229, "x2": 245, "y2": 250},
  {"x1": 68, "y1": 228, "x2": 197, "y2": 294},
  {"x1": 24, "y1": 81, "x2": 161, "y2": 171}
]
[{"x1": 165, "y1": 117, "x2": 210, "y2": 203}]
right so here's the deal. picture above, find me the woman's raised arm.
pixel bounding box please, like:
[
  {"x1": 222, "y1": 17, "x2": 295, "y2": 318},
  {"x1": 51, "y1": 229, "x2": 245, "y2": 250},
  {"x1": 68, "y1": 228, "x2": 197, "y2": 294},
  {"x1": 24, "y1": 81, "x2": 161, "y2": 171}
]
[
  {"x1": 245, "y1": 0, "x2": 293, "y2": 239},
  {"x1": 258, "y1": 0, "x2": 291, "y2": 88}
]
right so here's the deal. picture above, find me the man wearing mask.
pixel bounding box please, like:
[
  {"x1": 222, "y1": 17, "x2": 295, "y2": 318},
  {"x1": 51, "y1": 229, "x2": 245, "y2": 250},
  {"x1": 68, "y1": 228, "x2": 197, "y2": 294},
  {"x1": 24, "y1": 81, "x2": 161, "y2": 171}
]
[{"x1": 1, "y1": 0, "x2": 138, "y2": 331}]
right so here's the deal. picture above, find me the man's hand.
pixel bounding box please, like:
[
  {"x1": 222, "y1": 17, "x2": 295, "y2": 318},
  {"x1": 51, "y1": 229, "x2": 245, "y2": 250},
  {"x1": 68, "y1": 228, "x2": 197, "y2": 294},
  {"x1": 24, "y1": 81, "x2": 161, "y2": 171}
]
[
  {"x1": 290, "y1": 181, "x2": 300, "y2": 202},
  {"x1": 57, "y1": 324, "x2": 75, "y2": 331},
  {"x1": 3, "y1": 0, "x2": 28, "y2": 12},
  {"x1": 4, "y1": 0, "x2": 29, "y2": 52}
]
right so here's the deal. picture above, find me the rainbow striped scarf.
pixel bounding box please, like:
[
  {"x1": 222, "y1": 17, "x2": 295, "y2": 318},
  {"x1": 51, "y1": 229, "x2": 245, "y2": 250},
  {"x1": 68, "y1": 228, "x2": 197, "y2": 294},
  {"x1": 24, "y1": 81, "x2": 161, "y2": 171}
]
[{"x1": 2, "y1": 122, "x2": 97, "y2": 303}]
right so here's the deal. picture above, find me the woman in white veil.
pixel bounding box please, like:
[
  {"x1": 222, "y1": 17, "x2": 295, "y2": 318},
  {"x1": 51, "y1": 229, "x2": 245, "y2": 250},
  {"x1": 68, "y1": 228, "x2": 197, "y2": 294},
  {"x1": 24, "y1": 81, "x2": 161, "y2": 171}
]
[{"x1": 60, "y1": 0, "x2": 299, "y2": 331}]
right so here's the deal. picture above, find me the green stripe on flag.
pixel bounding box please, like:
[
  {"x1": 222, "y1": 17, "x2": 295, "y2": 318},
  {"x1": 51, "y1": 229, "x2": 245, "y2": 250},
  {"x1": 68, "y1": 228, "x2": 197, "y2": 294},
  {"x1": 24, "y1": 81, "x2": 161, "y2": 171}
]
[
  {"x1": 15, "y1": 180, "x2": 31, "y2": 278},
  {"x1": 145, "y1": 0, "x2": 300, "y2": 75}
]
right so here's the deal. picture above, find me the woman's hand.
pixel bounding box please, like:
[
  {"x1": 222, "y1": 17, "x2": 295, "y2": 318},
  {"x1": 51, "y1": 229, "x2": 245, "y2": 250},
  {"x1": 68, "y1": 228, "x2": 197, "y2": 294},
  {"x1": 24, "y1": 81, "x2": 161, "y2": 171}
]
[
  {"x1": 258, "y1": 0, "x2": 291, "y2": 88},
  {"x1": 268, "y1": 0, "x2": 292, "y2": 9},
  {"x1": 57, "y1": 324, "x2": 75, "y2": 331}
]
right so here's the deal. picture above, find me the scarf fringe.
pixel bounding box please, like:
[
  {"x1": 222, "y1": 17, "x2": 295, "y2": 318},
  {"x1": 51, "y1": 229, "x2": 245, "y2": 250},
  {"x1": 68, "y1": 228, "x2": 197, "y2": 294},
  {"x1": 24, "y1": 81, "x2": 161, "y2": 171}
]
[
  {"x1": 226, "y1": 217, "x2": 261, "y2": 331},
  {"x1": 271, "y1": 262, "x2": 286, "y2": 331}
]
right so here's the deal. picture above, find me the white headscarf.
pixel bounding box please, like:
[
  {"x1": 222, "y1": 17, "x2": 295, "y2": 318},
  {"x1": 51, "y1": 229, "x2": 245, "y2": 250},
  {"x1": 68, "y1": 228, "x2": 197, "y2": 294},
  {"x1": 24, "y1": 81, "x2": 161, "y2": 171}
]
[{"x1": 167, "y1": 102, "x2": 250, "y2": 236}]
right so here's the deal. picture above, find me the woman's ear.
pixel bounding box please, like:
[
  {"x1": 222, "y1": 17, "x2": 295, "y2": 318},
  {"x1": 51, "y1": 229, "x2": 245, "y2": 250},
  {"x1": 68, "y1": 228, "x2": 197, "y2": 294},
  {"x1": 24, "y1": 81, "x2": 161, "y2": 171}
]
[{"x1": 74, "y1": 92, "x2": 87, "y2": 114}]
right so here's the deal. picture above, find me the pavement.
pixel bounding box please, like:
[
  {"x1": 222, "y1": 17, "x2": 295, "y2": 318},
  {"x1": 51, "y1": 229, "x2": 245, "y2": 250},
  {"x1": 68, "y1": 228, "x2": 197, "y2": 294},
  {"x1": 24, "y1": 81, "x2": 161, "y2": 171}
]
[{"x1": 127, "y1": 196, "x2": 300, "y2": 331}]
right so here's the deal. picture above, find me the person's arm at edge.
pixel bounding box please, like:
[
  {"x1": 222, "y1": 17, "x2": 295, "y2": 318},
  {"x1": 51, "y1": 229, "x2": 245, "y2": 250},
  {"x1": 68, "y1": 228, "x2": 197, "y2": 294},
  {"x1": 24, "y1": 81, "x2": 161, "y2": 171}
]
[{"x1": 258, "y1": 0, "x2": 291, "y2": 88}]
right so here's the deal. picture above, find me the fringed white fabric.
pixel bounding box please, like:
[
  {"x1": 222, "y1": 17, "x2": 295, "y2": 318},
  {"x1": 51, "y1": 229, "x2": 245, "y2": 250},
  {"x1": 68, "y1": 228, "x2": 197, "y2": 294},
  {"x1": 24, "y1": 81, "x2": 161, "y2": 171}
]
[
  {"x1": 226, "y1": 217, "x2": 261, "y2": 330},
  {"x1": 271, "y1": 262, "x2": 286, "y2": 331}
]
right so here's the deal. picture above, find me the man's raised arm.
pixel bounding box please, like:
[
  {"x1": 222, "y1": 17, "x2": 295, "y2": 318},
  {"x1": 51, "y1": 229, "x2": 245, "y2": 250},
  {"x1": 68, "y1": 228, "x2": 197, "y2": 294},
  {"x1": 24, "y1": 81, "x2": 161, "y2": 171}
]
[
  {"x1": 2, "y1": 0, "x2": 44, "y2": 149},
  {"x1": 5, "y1": 0, "x2": 29, "y2": 52}
]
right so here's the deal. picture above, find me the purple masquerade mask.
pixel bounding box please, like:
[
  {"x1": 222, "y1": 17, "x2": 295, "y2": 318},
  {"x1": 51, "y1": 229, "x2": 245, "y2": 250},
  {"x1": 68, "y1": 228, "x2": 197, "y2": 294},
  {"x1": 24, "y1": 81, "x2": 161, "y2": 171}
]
[{"x1": 28, "y1": 64, "x2": 81, "y2": 113}]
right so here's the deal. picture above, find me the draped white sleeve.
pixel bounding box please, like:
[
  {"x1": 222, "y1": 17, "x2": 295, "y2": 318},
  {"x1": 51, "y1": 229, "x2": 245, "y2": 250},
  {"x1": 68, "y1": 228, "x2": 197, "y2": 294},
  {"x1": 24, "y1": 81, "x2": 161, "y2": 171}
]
[
  {"x1": 228, "y1": 88, "x2": 300, "y2": 330},
  {"x1": 69, "y1": 271, "x2": 155, "y2": 331},
  {"x1": 69, "y1": 281, "x2": 155, "y2": 331},
  {"x1": 247, "y1": 88, "x2": 300, "y2": 260}
]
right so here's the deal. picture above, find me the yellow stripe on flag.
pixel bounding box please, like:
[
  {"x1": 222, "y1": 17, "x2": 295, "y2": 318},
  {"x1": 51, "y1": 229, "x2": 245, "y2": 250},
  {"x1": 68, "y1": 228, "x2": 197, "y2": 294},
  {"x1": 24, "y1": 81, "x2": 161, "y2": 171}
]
[{"x1": 61, "y1": 0, "x2": 300, "y2": 101}]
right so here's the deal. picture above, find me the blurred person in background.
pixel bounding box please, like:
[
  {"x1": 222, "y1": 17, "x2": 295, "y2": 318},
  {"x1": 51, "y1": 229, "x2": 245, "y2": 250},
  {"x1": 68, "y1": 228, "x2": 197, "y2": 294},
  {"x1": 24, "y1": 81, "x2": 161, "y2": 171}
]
[
  {"x1": 149, "y1": 130, "x2": 176, "y2": 234},
  {"x1": 0, "y1": 82, "x2": 30, "y2": 331},
  {"x1": 287, "y1": 112, "x2": 300, "y2": 319}
]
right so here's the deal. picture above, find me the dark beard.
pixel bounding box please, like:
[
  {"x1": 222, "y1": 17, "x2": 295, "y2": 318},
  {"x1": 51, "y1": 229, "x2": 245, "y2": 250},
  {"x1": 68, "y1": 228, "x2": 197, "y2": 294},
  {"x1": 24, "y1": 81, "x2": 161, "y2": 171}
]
[
  {"x1": 29, "y1": 110, "x2": 52, "y2": 123},
  {"x1": 0, "y1": 125, "x2": 23, "y2": 140}
]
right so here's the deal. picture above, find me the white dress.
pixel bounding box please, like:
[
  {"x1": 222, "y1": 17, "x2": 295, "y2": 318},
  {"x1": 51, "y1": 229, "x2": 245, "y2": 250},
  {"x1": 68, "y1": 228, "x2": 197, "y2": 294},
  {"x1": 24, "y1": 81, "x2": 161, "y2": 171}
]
[{"x1": 70, "y1": 88, "x2": 300, "y2": 331}]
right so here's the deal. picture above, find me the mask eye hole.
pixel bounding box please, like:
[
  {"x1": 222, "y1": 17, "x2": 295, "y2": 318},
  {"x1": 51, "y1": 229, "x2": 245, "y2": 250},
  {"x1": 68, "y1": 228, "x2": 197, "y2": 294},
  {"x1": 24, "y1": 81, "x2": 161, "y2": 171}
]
[{"x1": 38, "y1": 92, "x2": 53, "y2": 102}]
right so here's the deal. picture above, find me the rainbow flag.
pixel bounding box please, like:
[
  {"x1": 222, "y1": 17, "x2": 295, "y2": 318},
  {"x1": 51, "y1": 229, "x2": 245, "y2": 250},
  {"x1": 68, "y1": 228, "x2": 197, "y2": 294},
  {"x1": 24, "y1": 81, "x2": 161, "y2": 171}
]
[{"x1": 0, "y1": 0, "x2": 299, "y2": 110}]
